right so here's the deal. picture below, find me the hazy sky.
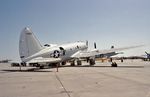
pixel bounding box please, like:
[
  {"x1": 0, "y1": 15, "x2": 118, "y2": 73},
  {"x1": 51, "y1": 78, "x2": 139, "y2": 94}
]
[{"x1": 0, "y1": 0, "x2": 150, "y2": 61}]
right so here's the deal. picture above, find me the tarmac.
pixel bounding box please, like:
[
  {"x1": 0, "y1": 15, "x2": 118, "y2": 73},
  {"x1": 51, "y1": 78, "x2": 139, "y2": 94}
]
[{"x1": 0, "y1": 60, "x2": 150, "y2": 97}]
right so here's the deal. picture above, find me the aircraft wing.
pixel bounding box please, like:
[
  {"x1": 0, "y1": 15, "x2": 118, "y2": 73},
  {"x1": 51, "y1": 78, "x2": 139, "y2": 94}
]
[
  {"x1": 27, "y1": 57, "x2": 62, "y2": 63},
  {"x1": 71, "y1": 45, "x2": 144, "y2": 58}
]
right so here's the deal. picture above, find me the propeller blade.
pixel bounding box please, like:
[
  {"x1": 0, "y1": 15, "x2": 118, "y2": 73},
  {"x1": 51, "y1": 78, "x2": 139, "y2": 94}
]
[
  {"x1": 94, "y1": 42, "x2": 96, "y2": 49},
  {"x1": 86, "y1": 40, "x2": 88, "y2": 47}
]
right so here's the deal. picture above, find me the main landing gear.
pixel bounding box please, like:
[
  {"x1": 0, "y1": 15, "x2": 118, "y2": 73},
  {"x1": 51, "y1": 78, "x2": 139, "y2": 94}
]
[
  {"x1": 110, "y1": 58, "x2": 118, "y2": 67},
  {"x1": 89, "y1": 59, "x2": 95, "y2": 66},
  {"x1": 70, "y1": 60, "x2": 82, "y2": 66},
  {"x1": 70, "y1": 59, "x2": 95, "y2": 66},
  {"x1": 111, "y1": 62, "x2": 117, "y2": 67},
  {"x1": 77, "y1": 60, "x2": 82, "y2": 66},
  {"x1": 70, "y1": 61, "x2": 75, "y2": 66}
]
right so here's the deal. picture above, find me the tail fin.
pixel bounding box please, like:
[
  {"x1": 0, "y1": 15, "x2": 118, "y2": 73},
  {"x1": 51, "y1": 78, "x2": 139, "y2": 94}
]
[{"x1": 19, "y1": 27, "x2": 43, "y2": 61}]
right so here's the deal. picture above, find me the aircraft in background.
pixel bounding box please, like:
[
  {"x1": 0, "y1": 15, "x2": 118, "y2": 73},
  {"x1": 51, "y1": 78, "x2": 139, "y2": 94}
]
[
  {"x1": 13, "y1": 27, "x2": 143, "y2": 69},
  {"x1": 95, "y1": 45, "x2": 123, "y2": 59},
  {"x1": 143, "y1": 51, "x2": 150, "y2": 61},
  {"x1": 145, "y1": 51, "x2": 150, "y2": 58},
  {"x1": 0, "y1": 59, "x2": 11, "y2": 63}
]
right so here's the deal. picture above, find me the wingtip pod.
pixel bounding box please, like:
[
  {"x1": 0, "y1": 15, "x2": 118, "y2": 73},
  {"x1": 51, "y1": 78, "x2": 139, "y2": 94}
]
[{"x1": 19, "y1": 27, "x2": 43, "y2": 62}]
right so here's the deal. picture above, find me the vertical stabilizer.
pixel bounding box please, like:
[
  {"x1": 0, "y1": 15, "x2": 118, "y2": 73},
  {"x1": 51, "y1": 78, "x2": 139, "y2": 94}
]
[{"x1": 19, "y1": 27, "x2": 43, "y2": 61}]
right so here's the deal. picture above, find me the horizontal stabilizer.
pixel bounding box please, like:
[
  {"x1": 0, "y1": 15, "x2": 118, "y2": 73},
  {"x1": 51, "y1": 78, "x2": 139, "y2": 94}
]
[{"x1": 28, "y1": 57, "x2": 62, "y2": 63}]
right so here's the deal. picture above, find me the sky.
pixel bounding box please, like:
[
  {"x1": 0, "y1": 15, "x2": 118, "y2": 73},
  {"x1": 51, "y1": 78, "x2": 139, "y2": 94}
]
[{"x1": 0, "y1": 0, "x2": 150, "y2": 61}]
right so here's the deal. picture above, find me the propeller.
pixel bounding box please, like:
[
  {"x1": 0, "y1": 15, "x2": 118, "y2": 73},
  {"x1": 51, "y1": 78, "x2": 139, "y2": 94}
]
[
  {"x1": 94, "y1": 42, "x2": 96, "y2": 49},
  {"x1": 86, "y1": 40, "x2": 88, "y2": 47}
]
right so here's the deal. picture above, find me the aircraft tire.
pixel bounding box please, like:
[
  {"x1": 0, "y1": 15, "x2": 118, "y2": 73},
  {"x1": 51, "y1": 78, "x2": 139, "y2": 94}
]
[
  {"x1": 89, "y1": 59, "x2": 95, "y2": 66},
  {"x1": 111, "y1": 62, "x2": 117, "y2": 67},
  {"x1": 77, "y1": 60, "x2": 82, "y2": 65},
  {"x1": 62, "y1": 62, "x2": 66, "y2": 65},
  {"x1": 71, "y1": 61, "x2": 75, "y2": 66},
  {"x1": 40, "y1": 66, "x2": 44, "y2": 69}
]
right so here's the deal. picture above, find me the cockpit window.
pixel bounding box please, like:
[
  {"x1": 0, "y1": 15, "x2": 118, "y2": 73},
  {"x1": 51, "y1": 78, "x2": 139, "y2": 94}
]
[{"x1": 44, "y1": 44, "x2": 50, "y2": 47}]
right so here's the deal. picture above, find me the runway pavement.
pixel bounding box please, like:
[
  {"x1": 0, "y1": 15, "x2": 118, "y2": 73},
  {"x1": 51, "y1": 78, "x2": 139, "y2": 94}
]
[{"x1": 0, "y1": 60, "x2": 150, "y2": 97}]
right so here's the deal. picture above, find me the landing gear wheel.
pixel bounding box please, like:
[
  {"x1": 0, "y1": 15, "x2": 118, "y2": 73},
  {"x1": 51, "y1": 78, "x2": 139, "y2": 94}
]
[
  {"x1": 21, "y1": 62, "x2": 26, "y2": 66},
  {"x1": 111, "y1": 62, "x2": 117, "y2": 67},
  {"x1": 77, "y1": 60, "x2": 82, "y2": 66},
  {"x1": 70, "y1": 61, "x2": 75, "y2": 66},
  {"x1": 89, "y1": 59, "x2": 95, "y2": 66},
  {"x1": 121, "y1": 59, "x2": 123, "y2": 62},
  {"x1": 62, "y1": 62, "x2": 66, "y2": 65},
  {"x1": 40, "y1": 66, "x2": 44, "y2": 69}
]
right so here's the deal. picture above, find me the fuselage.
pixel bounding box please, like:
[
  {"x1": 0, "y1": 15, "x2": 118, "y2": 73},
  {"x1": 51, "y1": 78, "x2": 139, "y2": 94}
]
[{"x1": 24, "y1": 41, "x2": 88, "y2": 62}]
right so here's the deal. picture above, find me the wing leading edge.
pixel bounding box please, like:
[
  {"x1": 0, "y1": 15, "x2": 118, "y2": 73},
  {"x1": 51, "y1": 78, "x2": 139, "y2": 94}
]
[{"x1": 71, "y1": 45, "x2": 144, "y2": 58}]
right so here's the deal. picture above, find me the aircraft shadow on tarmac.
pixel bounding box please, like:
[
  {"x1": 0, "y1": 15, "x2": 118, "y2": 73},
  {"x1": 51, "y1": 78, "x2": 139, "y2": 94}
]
[
  {"x1": 1, "y1": 68, "x2": 53, "y2": 72},
  {"x1": 61, "y1": 65, "x2": 144, "y2": 68},
  {"x1": 1, "y1": 65, "x2": 144, "y2": 73}
]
